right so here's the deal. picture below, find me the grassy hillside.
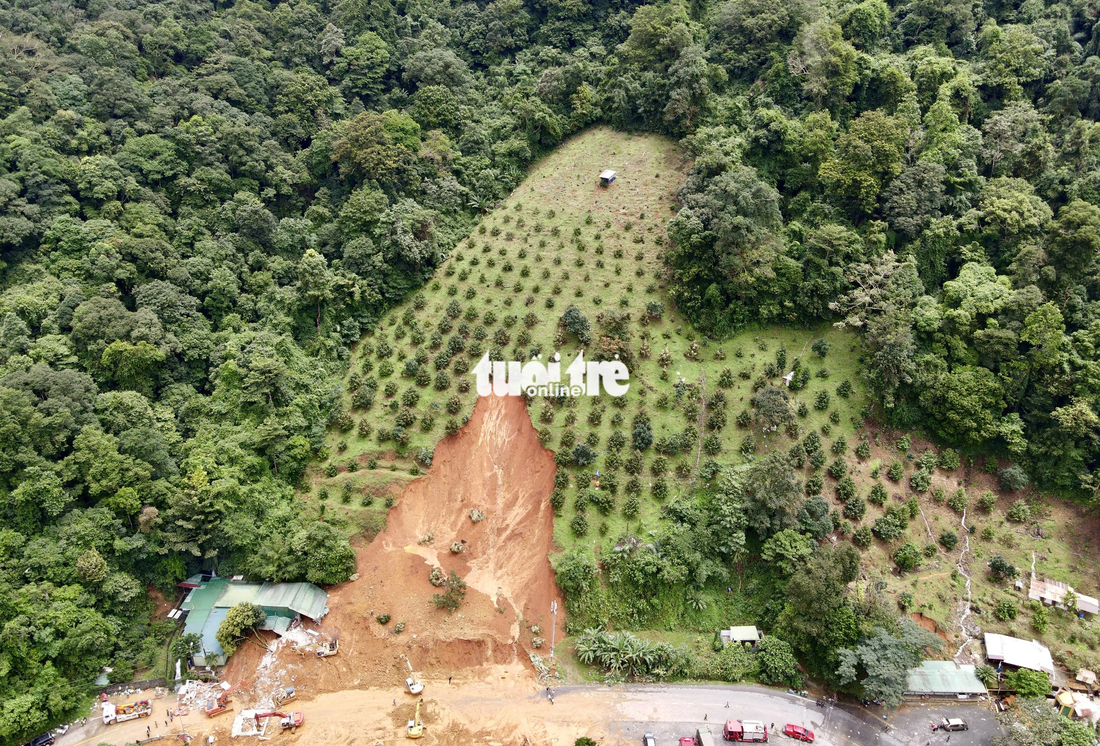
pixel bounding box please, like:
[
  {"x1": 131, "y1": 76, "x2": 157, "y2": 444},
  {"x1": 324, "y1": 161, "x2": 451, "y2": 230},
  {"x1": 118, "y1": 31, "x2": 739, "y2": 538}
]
[{"x1": 309, "y1": 128, "x2": 867, "y2": 571}]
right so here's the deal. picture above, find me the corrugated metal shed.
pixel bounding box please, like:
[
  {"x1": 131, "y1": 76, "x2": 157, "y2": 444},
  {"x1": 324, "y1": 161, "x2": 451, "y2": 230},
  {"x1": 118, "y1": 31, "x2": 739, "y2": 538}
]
[
  {"x1": 1029, "y1": 577, "x2": 1100, "y2": 615},
  {"x1": 254, "y1": 582, "x2": 329, "y2": 620},
  {"x1": 906, "y1": 661, "x2": 987, "y2": 696},
  {"x1": 985, "y1": 633, "x2": 1056, "y2": 677}
]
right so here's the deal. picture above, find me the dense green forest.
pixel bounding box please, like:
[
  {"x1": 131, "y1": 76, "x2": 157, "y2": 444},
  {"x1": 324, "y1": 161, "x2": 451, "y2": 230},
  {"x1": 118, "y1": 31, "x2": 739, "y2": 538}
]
[{"x1": 1, "y1": 0, "x2": 1099, "y2": 738}]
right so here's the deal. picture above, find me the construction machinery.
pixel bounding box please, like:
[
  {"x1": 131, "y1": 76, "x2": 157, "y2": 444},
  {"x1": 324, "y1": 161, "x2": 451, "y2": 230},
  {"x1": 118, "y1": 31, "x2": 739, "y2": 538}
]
[
  {"x1": 252, "y1": 711, "x2": 304, "y2": 732},
  {"x1": 102, "y1": 700, "x2": 151, "y2": 725},
  {"x1": 406, "y1": 699, "x2": 423, "y2": 739},
  {"x1": 316, "y1": 637, "x2": 339, "y2": 657},
  {"x1": 401, "y1": 655, "x2": 424, "y2": 694},
  {"x1": 205, "y1": 680, "x2": 249, "y2": 718},
  {"x1": 273, "y1": 686, "x2": 297, "y2": 706}
]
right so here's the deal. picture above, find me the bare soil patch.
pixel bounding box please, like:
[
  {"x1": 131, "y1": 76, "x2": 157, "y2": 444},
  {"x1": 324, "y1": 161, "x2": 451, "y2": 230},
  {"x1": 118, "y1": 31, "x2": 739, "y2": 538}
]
[{"x1": 237, "y1": 394, "x2": 561, "y2": 703}]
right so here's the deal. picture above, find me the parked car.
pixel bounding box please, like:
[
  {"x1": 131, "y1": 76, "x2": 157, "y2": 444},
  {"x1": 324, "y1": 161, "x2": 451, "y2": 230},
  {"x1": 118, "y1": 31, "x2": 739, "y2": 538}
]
[
  {"x1": 679, "y1": 738, "x2": 695, "y2": 746},
  {"x1": 405, "y1": 677, "x2": 423, "y2": 694},
  {"x1": 941, "y1": 718, "x2": 968, "y2": 731},
  {"x1": 23, "y1": 735, "x2": 55, "y2": 746},
  {"x1": 783, "y1": 724, "x2": 815, "y2": 742},
  {"x1": 642, "y1": 734, "x2": 657, "y2": 746}
]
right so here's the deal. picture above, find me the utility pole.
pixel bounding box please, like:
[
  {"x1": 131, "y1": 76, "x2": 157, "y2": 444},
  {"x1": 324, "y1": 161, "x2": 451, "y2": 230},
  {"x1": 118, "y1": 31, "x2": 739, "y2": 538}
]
[{"x1": 550, "y1": 601, "x2": 558, "y2": 659}]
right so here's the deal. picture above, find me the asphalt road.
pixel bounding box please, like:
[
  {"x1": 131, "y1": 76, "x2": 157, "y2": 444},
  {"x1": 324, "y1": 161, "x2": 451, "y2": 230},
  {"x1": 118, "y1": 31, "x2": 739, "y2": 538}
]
[{"x1": 558, "y1": 684, "x2": 1004, "y2": 746}]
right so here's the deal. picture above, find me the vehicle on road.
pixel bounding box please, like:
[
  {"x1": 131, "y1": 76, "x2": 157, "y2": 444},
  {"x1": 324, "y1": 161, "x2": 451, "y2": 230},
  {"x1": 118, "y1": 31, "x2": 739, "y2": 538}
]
[
  {"x1": 22, "y1": 734, "x2": 54, "y2": 746},
  {"x1": 102, "y1": 700, "x2": 152, "y2": 725},
  {"x1": 406, "y1": 677, "x2": 424, "y2": 694},
  {"x1": 643, "y1": 734, "x2": 656, "y2": 746},
  {"x1": 783, "y1": 724, "x2": 814, "y2": 742},
  {"x1": 941, "y1": 718, "x2": 968, "y2": 731},
  {"x1": 724, "y1": 719, "x2": 768, "y2": 742},
  {"x1": 680, "y1": 739, "x2": 695, "y2": 746},
  {"x1": 696, "y1": 726, "x2": 718, "y2": 746}
]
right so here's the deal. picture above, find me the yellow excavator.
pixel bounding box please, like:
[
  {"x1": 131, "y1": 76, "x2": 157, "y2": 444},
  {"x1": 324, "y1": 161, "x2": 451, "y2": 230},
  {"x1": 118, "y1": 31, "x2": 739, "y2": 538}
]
[{"x1": 406, "y1": 698, "x2": 423, "y2": 739}]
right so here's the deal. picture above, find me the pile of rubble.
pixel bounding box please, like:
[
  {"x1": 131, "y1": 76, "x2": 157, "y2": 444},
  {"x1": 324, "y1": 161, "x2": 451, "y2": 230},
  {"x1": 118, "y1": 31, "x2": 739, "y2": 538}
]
[{"x1": 173, "y1": 680, "x2": 233, "y2": 716}]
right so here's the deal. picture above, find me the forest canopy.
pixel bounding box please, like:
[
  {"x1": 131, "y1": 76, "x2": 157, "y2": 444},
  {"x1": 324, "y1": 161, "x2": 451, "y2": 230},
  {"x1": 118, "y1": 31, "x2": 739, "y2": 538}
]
[{"x1": 1, "y1": 0, "x2": 1099, "y2": 739}]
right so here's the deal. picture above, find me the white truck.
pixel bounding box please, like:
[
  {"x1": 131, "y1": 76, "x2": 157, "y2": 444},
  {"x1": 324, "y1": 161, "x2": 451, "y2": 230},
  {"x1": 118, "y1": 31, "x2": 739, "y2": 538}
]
[{"x1": 102, "y1": 700, "x2": 151, "y2": 725}]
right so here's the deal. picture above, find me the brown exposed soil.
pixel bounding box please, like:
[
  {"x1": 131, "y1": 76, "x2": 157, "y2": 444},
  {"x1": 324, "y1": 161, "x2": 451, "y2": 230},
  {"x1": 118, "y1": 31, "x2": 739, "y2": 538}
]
[
  {"x1": 146, "y1": 585, "x2": 178, "y2": 622},
  {"x1": 909, "y1": 612, "x2": 950, "y2": 643},
  {"x1": 245, "y1": 393, "x2": 561, "y2": 697}
]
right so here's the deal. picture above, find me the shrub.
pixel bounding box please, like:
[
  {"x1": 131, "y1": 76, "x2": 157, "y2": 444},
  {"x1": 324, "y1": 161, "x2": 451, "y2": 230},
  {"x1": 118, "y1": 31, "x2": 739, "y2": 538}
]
[
  {"x1": 947, "y1": 489, "x2": 968, "y2": 513},
  {"x1": 843, "y1": 495, "x2": 866, "y2": 521},
  {"x1": 978, "y1": 490, "x2": 997, "y2": 512},
  {"x1": 886, "y1": 461, "x2": 904, "y2": 481},
  {"x1": 377, "y1": 613, "x2": 392, "y2": 624},
  {"x1": 1006, "y1": 499, "x2": 1031, "y2": 523},
  {"x1": 988, "y1": 555, "x2": 1019, "y2": 581},
  {"x1": 756, "y1": 636, "x2": 802, "y2": 688},
  {"x1": 873, "y1": 512, "x2": 906, "y2": 541},
  {"x1": 1005, "y1": 667, "x2": 1049, "y2": 697},
  {"x1": 909, "y1": 469, "x2": 931, "y2": 493},
  {"x1": 1030, "y1": 601, "x2": 1049, "y2": 634},
  {"x1": 995, "y1": 600, "x2": 1017, "y2": 621},
  {"x1": 570, "y1": 513, "x2": 588, "y2": 536},
  {"x1": 549, "y1": 490, "x2": 565, "y2": 513},
  {"x1": 814, "y1": 391, "x2": 830, "y2": 410},
  {"x1": 804, "y1": 473, "x2": 824, "y2": 495},
  {"x1": 855, "y1": 440, "x2": 871, "y2": 459},
  {"x1": 999, "y1": 465, "x2": 1030, "y2": 492},
  {"x1": 869, "y1": 483, "x2": 888, "y2": 505},
  {"x1": 852, "y1": 525, "x2": 873, "y2": 547},
  {"x1": 938, "y1": 448, "x2": 960, "y2": 470},
  {"x1": 893, "y1": 542, "x2": 922, "y2": 571},
  {"x1": 827, "y1": 458, "x2": 847, "y2": 480},
  {"x1": 809, "y1": 449, "x2": 827, "y2": 469},
  {"x1": 939, "y1": 530, "x2": 958, "y2": 550},
  {"x1": 811, "y1": 338, "x2": 829, "y2": 357},
  {"x1": 432, "y1": 571, "x2": 467, "y2": 612}
]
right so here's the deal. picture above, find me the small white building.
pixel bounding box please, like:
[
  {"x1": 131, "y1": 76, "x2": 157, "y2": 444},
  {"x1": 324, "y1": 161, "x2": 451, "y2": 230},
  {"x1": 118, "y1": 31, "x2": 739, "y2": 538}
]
[
  {"x1": 720, "y1": 626, "x2": 762, "y2": 646},
  {"x1": 599, "y1": 170, "x2": 617, "y2": 186}
]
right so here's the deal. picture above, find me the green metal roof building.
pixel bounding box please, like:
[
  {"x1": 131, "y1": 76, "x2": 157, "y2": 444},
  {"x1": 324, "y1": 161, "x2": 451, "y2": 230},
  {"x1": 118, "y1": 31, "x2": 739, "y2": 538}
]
[
  {"x1": 178, "y1": 575, "x2": 329, "y2": 667},
  {"x1": 905, "y1": 661, "x2": 988, "y2": 699}
]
